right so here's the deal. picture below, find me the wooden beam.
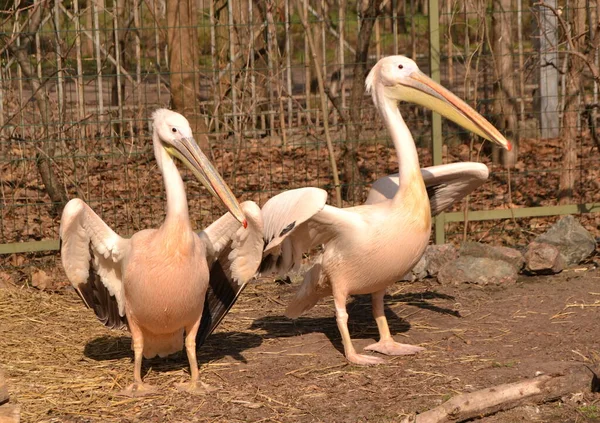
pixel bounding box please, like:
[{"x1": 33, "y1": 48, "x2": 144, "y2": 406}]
[
  {"x1": 0, "y1": 204, "x2": 598, "y2": 255},
  {"x1": 0, "y1": 240, "x2": 60, "y2": 255},
  {"x1": 444, "y1": 203, "x2": 600, "y2": 222}
]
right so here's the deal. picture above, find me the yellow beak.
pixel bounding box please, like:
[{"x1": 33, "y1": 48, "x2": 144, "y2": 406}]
[
  {"x1": 400, "y1": 70, "x2": 512, "y2": 151},
  {"x1": 166, "y1": 138, "x2": 247, "y2": 227}
]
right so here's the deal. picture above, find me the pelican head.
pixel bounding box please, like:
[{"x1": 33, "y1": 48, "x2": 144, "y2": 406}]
[
  {"x1": 366, "y1": 55, "x2": 511, "y2": 151},
  {"x1": 152, "y1": 108, "x2": 247, "y2": 227}
]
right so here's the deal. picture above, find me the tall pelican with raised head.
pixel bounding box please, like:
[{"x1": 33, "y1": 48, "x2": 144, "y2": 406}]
[
  {"x1": 60, "y1": 109, "x2": 264, "y2": 395},
  {"x1": 255, "y1": 56, "x2": 512, "y2": 365}
]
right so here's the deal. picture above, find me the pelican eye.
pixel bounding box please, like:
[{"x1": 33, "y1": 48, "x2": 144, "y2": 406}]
[
  {"x1": 171, "y1": 127, "x2": 178, "y2": 133},
  {"x1": 398, "y1": 64, "x2": 404, "y2": 70}
]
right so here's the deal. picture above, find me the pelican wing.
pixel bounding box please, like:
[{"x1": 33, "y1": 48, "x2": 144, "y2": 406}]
[
  {"x1": 196, "y1": 201, "x2": 263, "y2": 346},
  {"x1": 59, "y1": 199, "x2": 129, "y2": 330},
  {"x1": 365, "y1": 162, "x2": 490, "y2": 215},
  {"x1": 196, "y1": 189, "x2": 334, "y2": 345},
  {"x1": 260, "y1": 187, "x2": 331, "y2": 275},
  {"x1": 262, "y1": 187, "x2": 328, "y2": 252}
]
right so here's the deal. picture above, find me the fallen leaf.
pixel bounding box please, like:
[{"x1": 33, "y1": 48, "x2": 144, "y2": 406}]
[
  {"x1": 0, "y1": 272, "x2": 12, "y2": 289},
  {"x1": 31, "y1": 269, "x2": 53, "y2": 290},
  {"x1": 11, "y1": 255, "x2": 25, "y2": 267}
]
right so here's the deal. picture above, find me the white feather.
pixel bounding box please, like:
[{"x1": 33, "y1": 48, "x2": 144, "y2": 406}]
[
  {"x1": 200, "y1": 201, "x2": 263, "y2": 286},
  {"x1": 59, "y1": 198, "x2": 128, "y2": 316},
  {"x1": 365, "y1": 162, "x2": 490, "y2": 215}
]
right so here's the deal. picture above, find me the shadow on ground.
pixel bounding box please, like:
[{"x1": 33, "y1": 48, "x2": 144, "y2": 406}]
[
  {"x1": 250, "y1": 290, "x2": 460, "y2": 356},
  {"x1": 83, "y1": 331, "x2": 264, "y2": 375},
  {"x1": 81, "y1": 290, "x2": 459, "y2": 373}
]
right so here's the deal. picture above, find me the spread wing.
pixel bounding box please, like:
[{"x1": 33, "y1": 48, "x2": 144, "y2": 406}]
[
  {"x1": 196, "y1": 188, "x2": 347, "y2": 345},
  {"x1": 260, "y1": 187, "x2": 333, "y2": 275},
  {"x1": 196, "y1": 201, "x2": 263, "y2": 346},
  {"x1": 365, "y1": 162, "x2": 490, "y2": 215},
  {"x1": 59, "y1": 199, "x2": 129, "y2": 330}
]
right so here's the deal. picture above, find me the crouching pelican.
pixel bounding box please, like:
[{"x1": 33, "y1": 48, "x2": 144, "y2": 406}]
[
  {"x1": 60, "y1": 109, "x2": 263, "y2": 395},
  {"x1": 256, "y1": 56, "x2": 511, "y2": 365}
]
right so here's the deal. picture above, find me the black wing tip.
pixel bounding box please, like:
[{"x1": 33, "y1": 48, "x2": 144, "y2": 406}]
[
  {"x1": 279, "y1": 221, "x2": 296, "y2": 237},
  {"x1": 196, "y1": 260, "x2": 249, "y2": 347},
  {"x1": 82, "y1": 250, "x2": 128, "y2": 331}
]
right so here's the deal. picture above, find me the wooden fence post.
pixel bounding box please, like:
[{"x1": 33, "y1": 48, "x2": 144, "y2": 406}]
[{"x1": 537, "y1": 0, "x2": 560, "y2": 138}]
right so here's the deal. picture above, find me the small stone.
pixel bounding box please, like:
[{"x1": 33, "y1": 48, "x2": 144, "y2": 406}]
[
  {"x1": 31, "y1": 269, "x2": 53, "y2": 290},
  {"x1": 412, "y1": 254, "x2": 428, "y2": 279},
  {"x1": 524, "y1": 242, "x2": 564, "y2": 274},
  {"x1": 535, "y1": 215, "x2": 597, "y2": 266},
  {"x1": 459, "y1": 242, "x2": 525, "y2": 272},
  {"x1": 400, "y1": 272, "x2": 417, "y2": 282},
  {"x1": 437, "y1": 256, "x2": 518, "y2": 286}
]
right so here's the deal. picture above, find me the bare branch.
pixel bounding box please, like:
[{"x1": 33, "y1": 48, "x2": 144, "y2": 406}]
[
  {"x1": 535, "y1": 0, "x2": 600, "y2": 81},
  {"x1": 0, "y1": 0, "x2": 44, "y2": 56}
]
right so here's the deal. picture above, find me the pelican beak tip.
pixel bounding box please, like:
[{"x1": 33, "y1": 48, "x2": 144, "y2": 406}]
[
  {"x1": 506, "y1": 140, "x2": 512, "y2": 151},
  {"x1": 243, "y1": 219, "x2": 248, "y2": 229}
]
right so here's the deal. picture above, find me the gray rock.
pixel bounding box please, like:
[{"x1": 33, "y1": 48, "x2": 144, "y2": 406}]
[
  {"x1": 535, "y1": 215, "x2": 597, "y2": 266},
  {"x1": 400, "y1": 244, "x2": 457, "y2": 281},
  {"x1": 459, "y1": 242, "x2": 525, "y2": 272},
  {"x1": 437, "y1": 256, "x2": 518, "y2": 286},
  {"x1": 424, "y1": 244, "x2": 458, "y2": 276},
  {"x1": 524, "y1": 242, "x2": 564, "y2": 274},
  {"x1": 401, "y1": 254, "x2": 427, "y2": 282}
]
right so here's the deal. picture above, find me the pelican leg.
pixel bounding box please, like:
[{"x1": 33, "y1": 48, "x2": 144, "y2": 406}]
[
  {"x1": 119, "y1": 320, "x2": 156, "y2": 397},
  {"x1": 364, "y1": 289, "x2": 425, "y2": 356},
  {"x1": 333, "y1": 291, "x2": 384, "y2": 365},
  {"x1": 175, "y1": 316, "x2": 215, "y2": 395}
]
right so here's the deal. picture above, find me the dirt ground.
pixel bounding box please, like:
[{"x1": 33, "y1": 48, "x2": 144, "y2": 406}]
[{"x1": 1, "y1": 263, "x2": 600, "y2": 422}]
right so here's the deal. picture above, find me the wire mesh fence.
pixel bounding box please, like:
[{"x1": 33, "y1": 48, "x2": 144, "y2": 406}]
[{"x1": 0, "y1": 0, "x2": 598, "y2": 255}]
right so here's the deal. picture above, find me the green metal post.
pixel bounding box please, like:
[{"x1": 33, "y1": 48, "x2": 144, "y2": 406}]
[{"x1": 428, "y1": 0, "x2": 445, "y2": 244}]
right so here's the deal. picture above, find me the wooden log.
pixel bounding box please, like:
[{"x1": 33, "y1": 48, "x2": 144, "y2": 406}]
[
  {"x1": 402, "y1": 363, "x2": 599, "y2": 423},
  {"x1": 0, "y1": 404, "x2": 20, "y2": 423}
]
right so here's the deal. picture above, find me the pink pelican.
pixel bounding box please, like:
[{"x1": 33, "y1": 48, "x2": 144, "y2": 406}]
[
  {"x1": 256, "y1": 56, "x2": 511, "y2": 365},
  {"x1": 60, "y1": 109, "x2": 263, "y2": 395}
]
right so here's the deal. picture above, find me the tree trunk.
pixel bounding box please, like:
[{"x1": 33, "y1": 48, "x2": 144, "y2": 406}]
[
  {"x1": 8, "y1": 0, "x2": 69, "y2": 212},
  {"x1": 559, "y1": 0, "x2": 586, "y2": 204},
  {"x1": 491, "y1": 0, "x2": 518, "y2": 167},
  {"x1": 84, "y1": 0, "x2": 94, "y2": 57},
  {"x1": 341, "y1": 0, "x2": 384, "y2": 203},
  {"x1": 166, "y1": 0, "x2": 209, "y2": 151}
]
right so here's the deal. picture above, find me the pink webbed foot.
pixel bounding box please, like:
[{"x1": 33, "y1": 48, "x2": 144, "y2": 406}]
[
  {"x1": 118, "y1": 382, "x2": 157, "y2": 397},
  {"x1": 346, "y1": 352, "x2": 386, "y2": 366},
  {"x1": 364, "y1": 340, "x2": 425, "y2": 356},
  {"x1": 175, "y1": 380, "x2": 216, "y2": 396}
]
